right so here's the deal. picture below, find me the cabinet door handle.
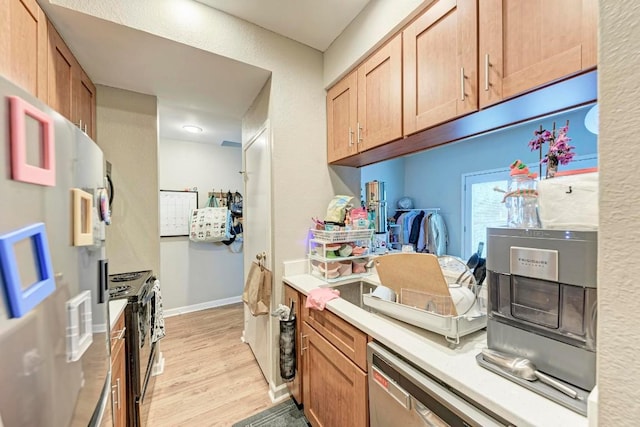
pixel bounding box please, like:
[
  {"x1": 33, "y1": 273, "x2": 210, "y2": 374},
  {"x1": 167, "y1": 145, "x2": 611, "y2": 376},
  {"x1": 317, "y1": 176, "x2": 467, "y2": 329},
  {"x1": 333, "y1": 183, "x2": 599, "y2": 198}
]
[
  {"x1": 111, "y1": 384, "x2": 118, "y2": 408},
  {"x1": 484, "y1": 54, "x2": 490, "y2": 91},
  {"x1": 116, "y1": 378, "x2": 121, "y2": 410},
  {"x1": 113, "y1": 327, "x2": 126, "y2": 340},
  {"x1": 348, "y1": 126, "x2": 354, "y2": 146},
  {"x1": 300, "y1": 333, "x2": 308, "y2": 356},
  {"x1": 460, "y1": 67, "x2": 465, "y2": 101},
  {"x1": 357, "y1": 123, "x2": 363, "y2": 145}
]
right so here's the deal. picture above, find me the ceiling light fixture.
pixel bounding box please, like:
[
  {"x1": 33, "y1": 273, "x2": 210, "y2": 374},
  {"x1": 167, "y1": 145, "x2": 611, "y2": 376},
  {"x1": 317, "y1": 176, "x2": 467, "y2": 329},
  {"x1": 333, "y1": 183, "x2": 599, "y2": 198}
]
[{"x1": 182, "y1": 125, "x2": 203, "y2": 133}]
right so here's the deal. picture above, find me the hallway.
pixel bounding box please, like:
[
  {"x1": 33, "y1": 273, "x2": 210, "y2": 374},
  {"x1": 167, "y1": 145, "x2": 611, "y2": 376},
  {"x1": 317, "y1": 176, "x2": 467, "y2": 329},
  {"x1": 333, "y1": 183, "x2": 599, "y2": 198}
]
[{"x1": 147, "y1": 303, "x2": 275, "y2": 426}]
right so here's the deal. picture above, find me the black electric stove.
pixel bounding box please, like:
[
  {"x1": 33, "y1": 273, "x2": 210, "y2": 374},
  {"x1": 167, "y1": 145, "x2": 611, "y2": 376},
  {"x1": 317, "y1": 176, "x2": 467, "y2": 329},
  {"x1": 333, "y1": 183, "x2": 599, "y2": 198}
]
[
  {"x1": 108, "y1": 270, "x2": 153, "y2": 301},
  {"x1": 107, "y1": 269, "x2": 157, "y2": 427}
]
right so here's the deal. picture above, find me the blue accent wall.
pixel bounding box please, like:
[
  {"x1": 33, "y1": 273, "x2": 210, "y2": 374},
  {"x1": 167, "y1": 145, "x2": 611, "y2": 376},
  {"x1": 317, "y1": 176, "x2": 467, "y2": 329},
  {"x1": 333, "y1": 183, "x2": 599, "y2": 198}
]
[{"x1": 362, "y1": 105, "x2": 598, "y2": 257}]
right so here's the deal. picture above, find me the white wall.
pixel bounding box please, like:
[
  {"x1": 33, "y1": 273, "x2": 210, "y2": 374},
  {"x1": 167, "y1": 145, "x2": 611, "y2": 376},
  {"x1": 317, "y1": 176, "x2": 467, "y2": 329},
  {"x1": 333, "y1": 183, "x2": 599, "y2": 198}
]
[
  {"x1": 599, "y1": 2, "x2": 640, "y2": 424},
  {"x1": 96, "y1": 85, "x2": 160, "y2": 275},
  {"x1": 158, "y1": 138, "x2": 243, "y2": 312},
  {"x1": 323, "y1": 0, "x2": 428, "y2": 87},
  {"x1": 361, "y1": 157, "x2": 406, "y2": 210}
]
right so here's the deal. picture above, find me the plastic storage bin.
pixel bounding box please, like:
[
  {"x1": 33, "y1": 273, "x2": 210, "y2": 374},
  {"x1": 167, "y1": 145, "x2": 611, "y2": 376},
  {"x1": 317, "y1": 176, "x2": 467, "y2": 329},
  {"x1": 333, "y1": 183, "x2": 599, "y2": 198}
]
[{"x1": 307, "y1": 229, "x2": 373, "y2": 282}]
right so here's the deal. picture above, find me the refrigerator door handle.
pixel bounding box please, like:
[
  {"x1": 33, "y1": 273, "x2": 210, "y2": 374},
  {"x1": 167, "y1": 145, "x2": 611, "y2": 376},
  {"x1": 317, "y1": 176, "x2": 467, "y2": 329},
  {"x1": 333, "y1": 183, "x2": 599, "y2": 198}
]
[{"x1": 98, "y1": 259, "x2": 108, "y2": 304}]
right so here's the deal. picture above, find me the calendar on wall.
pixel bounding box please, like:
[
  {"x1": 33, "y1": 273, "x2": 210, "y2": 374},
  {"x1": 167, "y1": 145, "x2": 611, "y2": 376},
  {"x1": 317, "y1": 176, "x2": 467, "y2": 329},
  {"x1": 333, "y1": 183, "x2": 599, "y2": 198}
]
[{"x1": 159, "y1": 190, "x2": 198, "y2": 237}]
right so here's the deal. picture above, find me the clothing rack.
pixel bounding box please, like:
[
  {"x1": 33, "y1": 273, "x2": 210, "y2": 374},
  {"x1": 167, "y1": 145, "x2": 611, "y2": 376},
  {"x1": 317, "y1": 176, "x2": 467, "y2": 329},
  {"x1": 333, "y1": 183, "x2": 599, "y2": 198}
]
[
  {"x1": 395, "y1": 208, "x2": 440, "y2": 212},
  {"x1": 207, "y1": 189, "x2": 241, "y2": 207},
  {"x1": 389, "y1": 208, "x2": 446, "y2": 254}
]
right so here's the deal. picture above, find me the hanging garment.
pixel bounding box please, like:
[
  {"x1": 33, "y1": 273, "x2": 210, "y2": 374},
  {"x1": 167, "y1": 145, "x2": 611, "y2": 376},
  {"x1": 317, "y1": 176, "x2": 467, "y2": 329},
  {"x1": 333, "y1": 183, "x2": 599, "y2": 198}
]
[
  {"x1": 402, "y1": 211, "x2": 418, "y2": 244},
  {"x1": 409, "y1": 211, "x2": 425, "y2": 247},
  {"x1": 417, "y1": 214, "x2": 430, "y2": 252},
  {"x1": 427, "y1": 213, "x2": 448, "y2": 256},
  {"x1": 396, "y1": 213, "x2": 406, "y2": 245},
  {"x1": 151, "y1": 279, "x2": 166, "y2": 343}
]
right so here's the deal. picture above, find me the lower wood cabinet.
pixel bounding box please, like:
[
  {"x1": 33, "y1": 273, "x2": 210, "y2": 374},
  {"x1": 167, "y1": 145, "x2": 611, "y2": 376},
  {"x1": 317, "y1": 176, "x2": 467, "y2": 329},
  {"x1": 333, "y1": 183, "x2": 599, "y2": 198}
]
[
  {"x1": 111, "y1": 311, "x2": 127, "y2": 427},
  {"x1": 301, "y1": 321, "x2": 368, "y2": 427},
  {"x1": 288, "y1": 291, "x2": 369, "y2": 427}
]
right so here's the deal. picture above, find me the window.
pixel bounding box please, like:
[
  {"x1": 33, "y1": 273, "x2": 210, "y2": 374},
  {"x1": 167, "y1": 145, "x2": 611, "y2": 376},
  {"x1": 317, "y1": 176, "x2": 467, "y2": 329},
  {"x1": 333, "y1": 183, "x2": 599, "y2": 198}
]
[{"x1": 462, "y1": 155, "x2": 598, "y2": 259}]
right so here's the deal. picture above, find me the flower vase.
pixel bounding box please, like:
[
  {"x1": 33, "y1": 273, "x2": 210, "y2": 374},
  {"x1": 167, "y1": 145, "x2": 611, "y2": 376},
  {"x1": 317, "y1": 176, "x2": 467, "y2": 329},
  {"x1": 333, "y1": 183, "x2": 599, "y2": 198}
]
[{"x1": 546, "y1": 156, "x2": 558, "y2": 178}]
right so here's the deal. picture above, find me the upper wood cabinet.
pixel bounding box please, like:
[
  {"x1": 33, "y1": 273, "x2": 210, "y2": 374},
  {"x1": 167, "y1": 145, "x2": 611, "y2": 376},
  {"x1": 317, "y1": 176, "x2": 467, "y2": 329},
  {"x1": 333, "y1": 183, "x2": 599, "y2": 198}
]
[
  {"x1": 479, "y1": 0, "x2": 597, "y2": 108},
  {"x1": 327, "y1": 33, "x2": 402, "y2": 163},
  {"x1": 327, "y1": 71, "x2": 358, "y2": 163},
  {"x1": 357, "y1": 33, "x2": 403, "y2": 152},
  {"x1": 0, "y1": 0, "x2": 48, "y2": 101},
  {"x1": 47, "y1": 21, "x2": 75, "y2": 120},
  {"x1": 47, "y1": 21, "x2": 97, "y2": 140},
  {"x1": 75, "y1": 66, "x2": 97, "y2": 140},
  {"x1": 403, "y1": 0, "x2": 477, "y2": 135}
]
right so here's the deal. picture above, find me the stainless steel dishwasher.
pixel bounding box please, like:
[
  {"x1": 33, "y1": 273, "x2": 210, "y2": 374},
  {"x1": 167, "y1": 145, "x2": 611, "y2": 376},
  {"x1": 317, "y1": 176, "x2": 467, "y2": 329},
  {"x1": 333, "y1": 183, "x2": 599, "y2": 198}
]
[{"x1": 368, "y1": 342, "x2": 512, "y2": 427}]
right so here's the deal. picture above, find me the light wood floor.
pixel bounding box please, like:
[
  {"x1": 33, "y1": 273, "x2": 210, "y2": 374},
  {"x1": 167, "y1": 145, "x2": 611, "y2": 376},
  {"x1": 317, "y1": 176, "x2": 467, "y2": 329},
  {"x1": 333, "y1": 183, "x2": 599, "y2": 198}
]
[{"x1": 146, "y1": 303, "x2": 276, "y2": 426}]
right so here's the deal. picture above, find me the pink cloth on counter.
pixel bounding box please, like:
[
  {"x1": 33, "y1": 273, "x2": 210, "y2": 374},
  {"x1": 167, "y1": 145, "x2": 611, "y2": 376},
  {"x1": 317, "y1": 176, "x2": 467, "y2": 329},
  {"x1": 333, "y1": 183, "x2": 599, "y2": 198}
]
[{"x1": 305, "y1": 288, "x2": 341, "y2": 311}]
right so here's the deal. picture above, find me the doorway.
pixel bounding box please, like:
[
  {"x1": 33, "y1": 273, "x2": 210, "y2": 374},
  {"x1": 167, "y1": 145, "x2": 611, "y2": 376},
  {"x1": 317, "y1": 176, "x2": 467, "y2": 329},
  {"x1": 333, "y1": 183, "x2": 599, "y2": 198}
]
[{"x1": 242, "y1": 120, "x2": 272, "y2": 383}]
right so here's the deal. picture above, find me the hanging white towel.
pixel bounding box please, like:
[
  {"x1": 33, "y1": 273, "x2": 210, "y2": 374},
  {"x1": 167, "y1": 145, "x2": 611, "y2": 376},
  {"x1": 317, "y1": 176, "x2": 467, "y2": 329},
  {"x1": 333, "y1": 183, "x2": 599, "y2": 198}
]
[{"x1": 151, "y1": 280, "x2": 166, "y2": 343}]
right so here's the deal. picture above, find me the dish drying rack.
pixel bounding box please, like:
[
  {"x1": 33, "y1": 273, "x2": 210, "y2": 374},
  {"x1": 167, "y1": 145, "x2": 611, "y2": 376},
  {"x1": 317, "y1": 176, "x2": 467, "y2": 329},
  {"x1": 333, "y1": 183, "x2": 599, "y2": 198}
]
[{"x1": 363, "y1": 270, "x2": 487, "y2": 347}]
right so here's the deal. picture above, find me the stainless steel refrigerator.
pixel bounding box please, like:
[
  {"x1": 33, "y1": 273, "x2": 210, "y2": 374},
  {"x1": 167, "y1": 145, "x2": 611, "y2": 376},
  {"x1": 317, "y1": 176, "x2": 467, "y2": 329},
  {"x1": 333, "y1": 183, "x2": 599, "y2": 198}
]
[{"x1": 0, "y1": 75, "x2": 112, "y2": 426}]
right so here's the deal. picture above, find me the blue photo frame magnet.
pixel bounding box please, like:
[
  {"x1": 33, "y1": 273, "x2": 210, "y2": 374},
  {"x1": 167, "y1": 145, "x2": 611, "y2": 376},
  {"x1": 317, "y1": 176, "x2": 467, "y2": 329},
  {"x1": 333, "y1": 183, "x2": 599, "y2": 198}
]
[{"x1": 0, "y1": 223, "x2": 55, "y2": 318}]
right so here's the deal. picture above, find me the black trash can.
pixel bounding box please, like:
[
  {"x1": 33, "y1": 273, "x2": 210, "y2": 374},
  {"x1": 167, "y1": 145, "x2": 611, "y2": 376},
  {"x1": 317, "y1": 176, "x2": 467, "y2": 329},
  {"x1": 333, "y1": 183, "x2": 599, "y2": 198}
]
[{"x1": 279, "y1": 317, "x2": 296, "y2": 382}]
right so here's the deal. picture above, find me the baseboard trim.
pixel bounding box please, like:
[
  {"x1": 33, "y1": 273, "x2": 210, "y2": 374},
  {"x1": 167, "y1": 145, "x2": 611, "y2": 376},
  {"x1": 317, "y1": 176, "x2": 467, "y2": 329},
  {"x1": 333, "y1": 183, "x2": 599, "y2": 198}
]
[
  {"x1": 269, "y1": 382, "x2": 291, "y2": 404},
  {"x1": 164, "y1": 296, "x2": 243, "y2": 317},
  {"x1": 152, "y1": 351, "x2": 165, "y2": 376}
]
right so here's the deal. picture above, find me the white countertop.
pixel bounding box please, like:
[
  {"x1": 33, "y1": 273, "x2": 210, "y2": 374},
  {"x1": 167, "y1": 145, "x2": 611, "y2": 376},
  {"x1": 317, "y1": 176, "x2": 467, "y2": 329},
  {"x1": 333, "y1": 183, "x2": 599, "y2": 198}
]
[
  {"x1": 283, "y1": 272, "x2": 589, "y2": 427},
  {"x1": 109, "y1": 299, "x2": 127, "y2": 330}
]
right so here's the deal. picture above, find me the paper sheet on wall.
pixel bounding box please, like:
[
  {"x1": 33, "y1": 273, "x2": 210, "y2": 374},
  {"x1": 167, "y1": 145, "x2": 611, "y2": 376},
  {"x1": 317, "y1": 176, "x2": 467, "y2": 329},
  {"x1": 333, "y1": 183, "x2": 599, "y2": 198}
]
[{"x1": 159, "y1": 190, "x2": 198, "y2": 237}]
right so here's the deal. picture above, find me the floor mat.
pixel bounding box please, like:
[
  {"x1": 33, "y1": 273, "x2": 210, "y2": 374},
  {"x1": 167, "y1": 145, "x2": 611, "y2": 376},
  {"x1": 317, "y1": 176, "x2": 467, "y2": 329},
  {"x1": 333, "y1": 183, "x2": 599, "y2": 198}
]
[{"x1": 232, "y1": 399, "x2": 308, "y2": 427}]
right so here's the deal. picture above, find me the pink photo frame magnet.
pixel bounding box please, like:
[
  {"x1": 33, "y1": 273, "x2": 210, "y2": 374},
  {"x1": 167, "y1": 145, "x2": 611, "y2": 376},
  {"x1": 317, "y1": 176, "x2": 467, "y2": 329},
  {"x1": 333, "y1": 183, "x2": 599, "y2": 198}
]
[{"x1": 9, "y1": 96, "x2": 56, "y2": 186}]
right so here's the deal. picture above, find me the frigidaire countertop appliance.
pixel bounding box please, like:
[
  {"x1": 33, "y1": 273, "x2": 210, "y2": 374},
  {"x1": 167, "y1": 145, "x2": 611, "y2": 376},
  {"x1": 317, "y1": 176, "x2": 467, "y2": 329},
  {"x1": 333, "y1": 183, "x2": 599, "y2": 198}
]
[
  {"x1": 480, "y1": 227, "x2": 597, "y2": 415},
  {"x1": 365, "y1": 181, "x2": 387, "y2": 253}
]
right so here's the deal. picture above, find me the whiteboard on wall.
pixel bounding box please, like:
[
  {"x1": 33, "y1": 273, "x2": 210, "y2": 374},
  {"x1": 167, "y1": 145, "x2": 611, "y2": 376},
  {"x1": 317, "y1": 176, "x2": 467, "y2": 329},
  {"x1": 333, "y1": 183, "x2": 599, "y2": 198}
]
[{"x1": 159, "y1": 190, "x2": 198, "y2": 237}]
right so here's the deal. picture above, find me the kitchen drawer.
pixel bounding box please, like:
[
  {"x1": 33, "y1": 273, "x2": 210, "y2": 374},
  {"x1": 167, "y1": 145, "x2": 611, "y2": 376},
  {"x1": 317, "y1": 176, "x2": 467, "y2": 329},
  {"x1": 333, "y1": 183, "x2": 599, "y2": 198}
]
[
  {"x1": 110, "y1": 310, "x2": 126, "y2": 354},
  {"x1": 302, "y1": 295, "x2": 367, "y2": 371}
]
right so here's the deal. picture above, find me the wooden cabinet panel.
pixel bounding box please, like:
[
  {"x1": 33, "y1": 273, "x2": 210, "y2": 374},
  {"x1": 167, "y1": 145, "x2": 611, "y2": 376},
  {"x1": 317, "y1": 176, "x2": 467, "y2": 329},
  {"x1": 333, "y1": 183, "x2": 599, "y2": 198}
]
[
  {"x1": 327, "y1": 34, "x2": 403, "y2": 163},
  {"x1": 302, "y1": 296, "x2": 368, "y2": 372},
  {"x1": 403, "y1": 0, "x2": 477, "y2": 135},
  {"x1": 479, "y1": 0, "x2": 597, "y2": 108},
  {"x1": 283, "y1": 285, "x2": 302, "y2": 405},
  {"x1": 110, "y1": 310, "x2": 126, "y2": 354},
  {"x1": 357, "y1": 33, "x2": 403, "y2": 152},
  {"x1": 302, "y1": 322, "x2": 367, "y2": 427},
  {"x1": 74, "y1": 66, "x2": 97, "y2": 140},
  {"x1": 0, "y1": 0, "x2": 48, "y2": 100},
  {"x1": 327, "y1": 71, "x2": 358, "y2": 163},
  {"x1": 111, "y1": 312, "x2": 127, "y2": 427},
  {"x1": 47, "y1": 21, "x2": 75, "y2": 121}
]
